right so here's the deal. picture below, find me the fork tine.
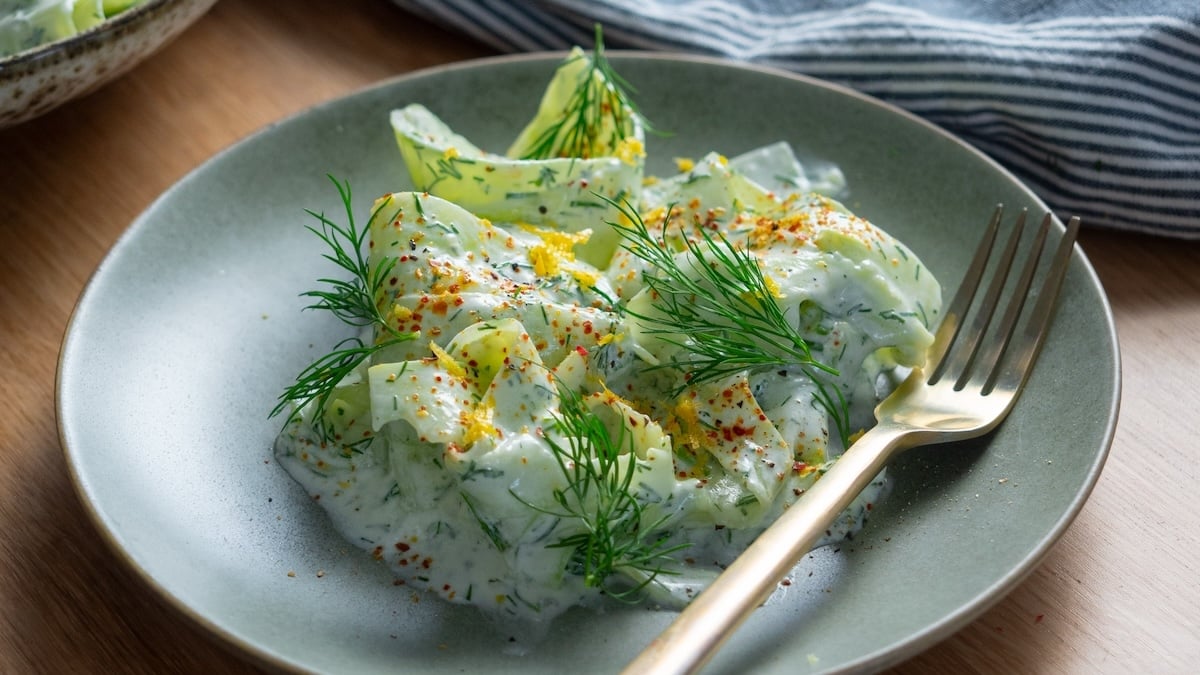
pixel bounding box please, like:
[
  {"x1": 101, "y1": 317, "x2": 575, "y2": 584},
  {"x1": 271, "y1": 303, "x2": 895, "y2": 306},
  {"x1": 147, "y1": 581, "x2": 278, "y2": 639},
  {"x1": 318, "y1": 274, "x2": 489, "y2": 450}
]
[
  {"x1": 969, "y1": 213, "x2": 1051, "y2": 391},
  {"x1": 927, "y1": 204, "x2": 1005, "y2": 383},
  {"x1": 946, "y1": 209, "x2": 1028, "y2": 389},
  {"x1": 985, "y1": 215, "x2": 1081, "y2": 394}
]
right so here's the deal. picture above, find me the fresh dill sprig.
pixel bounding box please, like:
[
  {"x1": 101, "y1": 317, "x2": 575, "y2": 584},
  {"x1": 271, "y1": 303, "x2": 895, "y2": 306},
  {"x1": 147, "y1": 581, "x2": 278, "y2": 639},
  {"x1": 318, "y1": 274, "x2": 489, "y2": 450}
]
[
  {"x1": 270, "y1": 176, "x2": 417, "y2": 440},
  {"x1": 518, "y1": 24, "x2": 649, "y2": 160},
  {"x1": 514, "y1": 383, "x2": 686, "y2": 599},
  {"x1": 604, "y1": 197, "x2": 853, "y2": 447}
]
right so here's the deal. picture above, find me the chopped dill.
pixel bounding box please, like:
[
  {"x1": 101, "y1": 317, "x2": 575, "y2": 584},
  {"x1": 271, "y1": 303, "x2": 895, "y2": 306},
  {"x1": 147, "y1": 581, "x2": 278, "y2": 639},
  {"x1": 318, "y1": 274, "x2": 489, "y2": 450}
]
[{"x1": 461, "y1": 490, "x2": 509, "y2": 552}]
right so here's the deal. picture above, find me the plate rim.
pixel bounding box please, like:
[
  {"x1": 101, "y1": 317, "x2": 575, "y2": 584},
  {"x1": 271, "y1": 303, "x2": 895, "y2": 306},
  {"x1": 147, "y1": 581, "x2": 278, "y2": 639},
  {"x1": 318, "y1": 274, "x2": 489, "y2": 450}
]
[{"x1": 56, "y1": 49, "x2": 1122, "y2": 673}]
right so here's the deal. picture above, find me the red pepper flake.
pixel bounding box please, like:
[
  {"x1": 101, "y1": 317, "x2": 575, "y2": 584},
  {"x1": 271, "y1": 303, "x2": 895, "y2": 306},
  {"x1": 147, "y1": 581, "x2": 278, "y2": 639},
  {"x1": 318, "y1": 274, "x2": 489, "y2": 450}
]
[
  {"x1": 1035, "y1": 614, "x2": 1045, "y2": 624},
  {"x1": 575, "y1": 345, "x2": 588, "y2": 357},
  {"x1": 720, "y1": 424, "x2": 753, "y2": 442},
  {"x1": 396, "y1": 542, "x2": 411, "y2": 552}
]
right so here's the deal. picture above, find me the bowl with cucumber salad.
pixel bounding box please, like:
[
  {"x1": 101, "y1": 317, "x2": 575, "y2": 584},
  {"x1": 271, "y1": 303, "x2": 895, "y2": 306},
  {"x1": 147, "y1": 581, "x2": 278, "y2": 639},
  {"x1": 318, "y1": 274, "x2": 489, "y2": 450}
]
[{"x1": 0, "y1": 0, "x2": 215, "y2": 127}]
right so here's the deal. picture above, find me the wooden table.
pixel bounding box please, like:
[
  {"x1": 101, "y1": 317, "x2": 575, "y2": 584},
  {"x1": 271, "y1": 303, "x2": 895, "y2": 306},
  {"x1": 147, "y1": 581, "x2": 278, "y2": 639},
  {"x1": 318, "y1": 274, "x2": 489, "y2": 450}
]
[{"x1": 2, "y1": 0, "x2": 1196, "y2": 672}]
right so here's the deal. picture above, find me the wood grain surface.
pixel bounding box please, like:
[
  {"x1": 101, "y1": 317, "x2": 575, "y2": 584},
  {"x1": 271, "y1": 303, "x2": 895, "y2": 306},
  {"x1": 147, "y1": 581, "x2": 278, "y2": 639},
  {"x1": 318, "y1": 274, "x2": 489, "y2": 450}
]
[{"x1": 1, "y1": 0, "x2": 1196, "y2": 672}]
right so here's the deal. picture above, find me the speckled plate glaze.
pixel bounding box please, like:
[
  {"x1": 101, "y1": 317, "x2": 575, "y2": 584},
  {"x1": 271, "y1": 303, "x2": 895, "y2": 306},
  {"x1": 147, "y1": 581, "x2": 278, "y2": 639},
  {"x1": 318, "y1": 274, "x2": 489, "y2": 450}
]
[
  {"x1": 0, "y1": 0, "x2": 216, "y2": 127},
  {"x1": 58, "y1": 54, "x2": 1120, "y2": 674}
]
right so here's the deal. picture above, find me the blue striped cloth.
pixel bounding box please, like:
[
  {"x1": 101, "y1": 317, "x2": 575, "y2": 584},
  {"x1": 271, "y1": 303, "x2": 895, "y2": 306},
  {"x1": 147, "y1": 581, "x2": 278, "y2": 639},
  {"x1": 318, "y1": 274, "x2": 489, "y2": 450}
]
[{"x1": 391, "y1": 0, "x2": 1200, "y2": 238}]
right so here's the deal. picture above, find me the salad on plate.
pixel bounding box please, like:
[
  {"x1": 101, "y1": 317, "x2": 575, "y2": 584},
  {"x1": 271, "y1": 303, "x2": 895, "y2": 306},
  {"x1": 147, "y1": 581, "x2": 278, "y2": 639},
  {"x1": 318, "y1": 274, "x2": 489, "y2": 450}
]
[{"x1": 271, "y1": 33, "x2": 941, "y2": 626}]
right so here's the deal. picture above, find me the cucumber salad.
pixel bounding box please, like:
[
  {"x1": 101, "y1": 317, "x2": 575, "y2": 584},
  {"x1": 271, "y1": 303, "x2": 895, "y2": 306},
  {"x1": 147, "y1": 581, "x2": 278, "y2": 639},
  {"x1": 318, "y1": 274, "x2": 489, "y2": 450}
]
[{"x1": 272, "y1": 37, "x2": 941, "y2": 625}]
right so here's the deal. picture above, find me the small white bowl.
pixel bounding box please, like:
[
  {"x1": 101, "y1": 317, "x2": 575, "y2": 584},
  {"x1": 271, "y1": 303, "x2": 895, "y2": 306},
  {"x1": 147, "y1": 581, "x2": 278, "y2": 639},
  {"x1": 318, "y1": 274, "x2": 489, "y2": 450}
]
[{"x1": 0, "y1": 0, "x2": 217, "y2": 128}]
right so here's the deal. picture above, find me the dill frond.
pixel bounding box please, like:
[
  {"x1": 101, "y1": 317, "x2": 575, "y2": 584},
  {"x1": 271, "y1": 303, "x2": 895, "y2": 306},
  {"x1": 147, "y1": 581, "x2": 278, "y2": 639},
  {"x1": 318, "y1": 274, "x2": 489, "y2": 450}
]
[
  {"x1": 604, "y1": 197, "x2": 853, "y2": 447},
  {"x1": 270, "y1": 176, "x2": 418, "y2": 441},
  {"x1": 514, "y1": 383, "x2": 686, "y2": 598},
  {"x1": 517, "y1": 24, "x2": 649, "y2": 160}
]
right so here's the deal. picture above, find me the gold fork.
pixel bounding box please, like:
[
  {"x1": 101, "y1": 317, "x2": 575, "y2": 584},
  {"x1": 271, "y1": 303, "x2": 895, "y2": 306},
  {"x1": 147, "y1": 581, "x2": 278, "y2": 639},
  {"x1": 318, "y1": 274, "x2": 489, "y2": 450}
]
[{"x1": 622, "y1": 206, "x2": 1082, "y2": 675}]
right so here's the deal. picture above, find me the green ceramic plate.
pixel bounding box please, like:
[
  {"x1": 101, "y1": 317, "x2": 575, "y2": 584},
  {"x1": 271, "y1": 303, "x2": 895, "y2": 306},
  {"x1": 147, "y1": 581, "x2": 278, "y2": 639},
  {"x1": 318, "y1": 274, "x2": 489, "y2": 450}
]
[{"x1": 58, "y1": 53, "x2": 1119, "y2": 674}]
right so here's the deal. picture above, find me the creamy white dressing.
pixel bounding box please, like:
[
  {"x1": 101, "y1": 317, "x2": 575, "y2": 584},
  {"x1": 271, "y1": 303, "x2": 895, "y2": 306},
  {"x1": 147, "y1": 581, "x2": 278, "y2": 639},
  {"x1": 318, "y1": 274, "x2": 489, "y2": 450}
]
[{"x1": 274, "y1": 46, "x2": 941, "y2": 626}]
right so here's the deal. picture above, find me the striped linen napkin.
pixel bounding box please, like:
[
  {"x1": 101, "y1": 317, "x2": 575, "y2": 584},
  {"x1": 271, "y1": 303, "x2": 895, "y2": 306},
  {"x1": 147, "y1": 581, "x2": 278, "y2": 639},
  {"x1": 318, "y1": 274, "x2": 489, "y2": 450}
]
[{"x1": 392, "y1": 0, "x2": 1200, "y2": 238}]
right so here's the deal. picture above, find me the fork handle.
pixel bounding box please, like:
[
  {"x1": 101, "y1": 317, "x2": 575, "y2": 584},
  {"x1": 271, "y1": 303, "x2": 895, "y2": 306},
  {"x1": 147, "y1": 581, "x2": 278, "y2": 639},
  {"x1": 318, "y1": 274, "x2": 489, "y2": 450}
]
[{"x1": 621, "y1": 423, "x2": 912, "y2": 675}]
